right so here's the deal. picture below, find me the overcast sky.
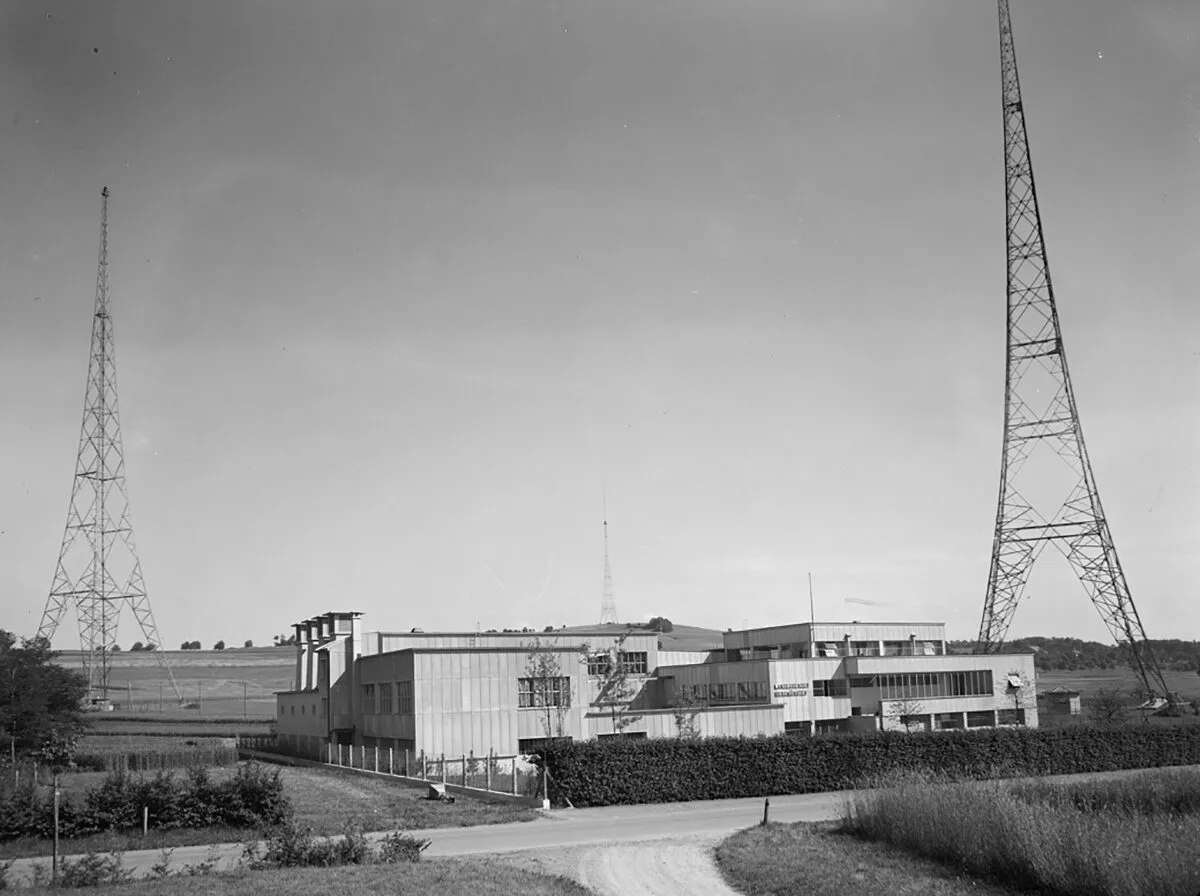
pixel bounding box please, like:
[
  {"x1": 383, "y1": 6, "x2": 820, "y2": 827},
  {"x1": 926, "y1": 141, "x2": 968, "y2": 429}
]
[{"x1": 1, "y1": 0, "x2": 1197, "y2": 651}]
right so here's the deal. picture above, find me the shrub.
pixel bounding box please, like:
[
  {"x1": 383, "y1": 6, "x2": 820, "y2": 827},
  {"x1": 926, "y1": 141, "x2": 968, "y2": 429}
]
[
  {"x1": 0, "y1": 761, "x2": 291, "y2": 843},
  {"x1": 248, "y1": 820, "x2": 428, "y2": 869},
  {"x1": 534, "y1": 725, "x2": 1200, "y2": 807},
  {"x1": 57, "y1": 851, "x2": 132, "y2": 888}
]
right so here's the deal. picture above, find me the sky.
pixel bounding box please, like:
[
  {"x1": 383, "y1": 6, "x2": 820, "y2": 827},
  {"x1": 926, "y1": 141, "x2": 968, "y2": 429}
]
[{"x1": 1, "y1": 0, "x2": 1197, "y2": 651}]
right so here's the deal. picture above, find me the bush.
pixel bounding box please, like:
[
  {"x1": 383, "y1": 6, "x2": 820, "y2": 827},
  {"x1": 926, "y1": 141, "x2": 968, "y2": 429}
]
[
  {"x1": 534, "y1": 725, "x2": 1200, "y2": 807},
  {"x1": 247, "y1": 820, "x2": 429, "y2": 869},
  {"x1": 0, "y1": 762, "x2": 291, "y2": 842}
]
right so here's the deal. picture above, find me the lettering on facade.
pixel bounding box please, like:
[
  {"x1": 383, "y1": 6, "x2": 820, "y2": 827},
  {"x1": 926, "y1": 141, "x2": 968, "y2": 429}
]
[{"x1": 772, "y1": 682, "x2": 809, "y2": 697}]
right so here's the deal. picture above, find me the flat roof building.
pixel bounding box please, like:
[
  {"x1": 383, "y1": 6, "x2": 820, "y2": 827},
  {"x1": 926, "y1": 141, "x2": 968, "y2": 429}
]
[{"x1": 276, "y1": 613, "x2": 1037, "y2": 760}]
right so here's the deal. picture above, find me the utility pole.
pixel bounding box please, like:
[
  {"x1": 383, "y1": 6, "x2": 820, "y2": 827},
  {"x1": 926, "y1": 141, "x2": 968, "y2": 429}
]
[
  {"x1": 977, "y1": 1, "x2": 1168, "y2": 701},
  {"x1": 37, "y1": 188, "x2": 183, "y2": 705}
]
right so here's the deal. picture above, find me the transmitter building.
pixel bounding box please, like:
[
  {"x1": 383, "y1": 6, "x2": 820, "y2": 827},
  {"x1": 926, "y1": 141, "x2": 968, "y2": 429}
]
[{"x1": 275, "y1": 611, "x2": 1038, "y2": 759}]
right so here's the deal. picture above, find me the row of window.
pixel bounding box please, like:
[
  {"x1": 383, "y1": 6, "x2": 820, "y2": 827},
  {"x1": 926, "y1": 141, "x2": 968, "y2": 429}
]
[
  {"x1": 684, "y1": 681, "x2": 771, "y2": 704},
  {"x1": 586, "y1": 651, "x2": 649, "y2": 676},
  {"x1": 362, "y1": 681, "x2": 414, "y2": 715},
  {"x1": 517, "y1": 676, "x2": 571, "y2": 708},
  {"x1": 874, "y1": 670, "x2": 995, "y2": 700}
]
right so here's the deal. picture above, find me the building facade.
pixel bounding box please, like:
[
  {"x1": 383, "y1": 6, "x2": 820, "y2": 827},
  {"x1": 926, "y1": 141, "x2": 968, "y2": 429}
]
[{"x1": 275, "y1": 612, "x2": 1037, "y2": 759}]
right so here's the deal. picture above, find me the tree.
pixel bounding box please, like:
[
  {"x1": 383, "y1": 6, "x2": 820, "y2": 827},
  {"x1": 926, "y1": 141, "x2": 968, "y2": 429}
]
[
  {"x1": 145, "y1": 642, "x2": 157, "y2": 651},
  {"x1": 886, "y1": 697, "x2": 927, "y2": 732},
  {"x1": 0, "y1": 631, "x2": 88, "y2": 762},
  {"x1": 131, "y1": 641, "x2": 145, "y2": 652},
  {"x1": 243, "y1": 640, "x2": 254, "y2": 649},
  {"x1": 996, "y1": 669, "x2": 1034, "y2": 725},
  {"x1": 1088, "y1": 686, "x2": 1127, "y2": 725},
  {"x1": 590, "y1": 629, "x2": 644, "y2": 736},
  {"x1": 523, "y1": 637, "x2": 577, "y2": 740},
  {"x1": 647, "y1": 617, "x2": 674, "y2": 633},
  {"x1": 180, "y1": 640, "x2": 201, "y2": 650},
  {"x1": 213, "y1": 641, "x2": 226, "y2": 651},
  {"x1": 670, "y1": 684, "x2": 704, "y2": 739}
]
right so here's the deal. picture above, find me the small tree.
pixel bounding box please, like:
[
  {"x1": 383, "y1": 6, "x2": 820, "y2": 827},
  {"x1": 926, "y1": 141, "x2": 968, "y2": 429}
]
[
  {"x1": 886, "y1": 697, "x2": 927, "y2": 732},
  {"x1": 213, "y1": 640, "x2": 226, "y2": 651},
  {"x1": 996, "y1": 669, "x2": 1033, "y2": 725},
  {"x1": 1089, "y1": 686, "x2": 1127, "y2": 725},
  {"x1": 670, "y1": 684, "x2": 704, "y2": 738},
  {"x1": 244, "y1": 640, "x2": 254, "y2": 649},
  {"x1": 647, "y1": 617, "x2": 674, "y2": 633},
  {"x1": 145, "y1": 642, "x2": 157, "y2": 651},
  {"x1": 523, "y1": 638, "x2": 575, "y2": 740},
  {"x1": 591, "y1": 629, "x2": 644, "y2": 736},
  {"x1": 131, "y1": 641, "x2": 145, "y2": 652}
]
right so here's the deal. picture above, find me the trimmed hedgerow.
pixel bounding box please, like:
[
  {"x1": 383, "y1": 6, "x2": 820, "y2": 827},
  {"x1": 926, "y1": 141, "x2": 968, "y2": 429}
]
[{"x1": 532, "y1": 726, "x2": 1200, "y2": 807}]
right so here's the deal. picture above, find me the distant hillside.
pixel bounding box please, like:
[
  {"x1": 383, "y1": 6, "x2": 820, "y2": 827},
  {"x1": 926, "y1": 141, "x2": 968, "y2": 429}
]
[
  {"x1": 948, "y1": 637, "x2": 1200, "y2": 673},
  {"x1": 555, "y1": 622, "x2": 725, "y2": 652}
]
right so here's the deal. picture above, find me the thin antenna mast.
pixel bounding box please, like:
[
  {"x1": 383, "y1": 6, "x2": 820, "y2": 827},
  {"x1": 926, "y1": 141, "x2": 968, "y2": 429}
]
[
  {"x1": 808, "y1": 572, "x2": 815, "y2": 625},
  {"x1": 599, "y1": 487, "x2": 618, "y2": 625}
]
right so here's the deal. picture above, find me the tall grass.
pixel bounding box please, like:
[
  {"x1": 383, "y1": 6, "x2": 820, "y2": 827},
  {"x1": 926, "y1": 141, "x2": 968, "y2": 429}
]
[{"x1": 842, "y1": 769, "x2": 1200, "y2": 896}]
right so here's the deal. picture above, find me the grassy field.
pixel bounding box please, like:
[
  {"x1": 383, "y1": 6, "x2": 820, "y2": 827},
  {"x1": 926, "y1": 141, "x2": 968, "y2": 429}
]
[
  {"x1": 1, "y1": 762, "x2": 538, "y2": 860},
  {"x1": 56, "y1": 648, "x2": 294, "y2": 719},
  {"x1": 11, "y1": 859, "x2": 595, "y2": 896},
  {"x1": 716, "y1": 822, "x2": 1025, "y2": 896},
  {"x1": 1039, "y1": 668, "x2": 1200, "y2": 703},
  {"x1": 841, "y1": 768, "x2": 1200, "y2": 896}
]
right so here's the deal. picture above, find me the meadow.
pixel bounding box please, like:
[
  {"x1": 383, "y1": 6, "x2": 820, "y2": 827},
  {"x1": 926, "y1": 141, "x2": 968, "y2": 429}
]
[
  {"x1": 840, "y1": 768, "x2": 1200, "y2": 896},
  {"x1": 1, "y1": 763, "x2": 537, "y2": 860},
  {"x1": 56, "y1": 647, "x2": 294, "y2": 718}
]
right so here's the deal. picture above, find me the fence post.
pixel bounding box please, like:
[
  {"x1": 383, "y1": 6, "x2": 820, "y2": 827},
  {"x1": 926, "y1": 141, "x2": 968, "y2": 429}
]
[
  {"x1": 440, "y1": 753, "x2": 446, "y2": 784},
  {"x1": 389, "y1": 747, "x2": 394, "y2": 775},
  {"x1": 486, "y1": 750, "x2": 492, "y2": 792},
  {"x1": 462, "y1": 753, "x2": 467, "y2": 787},
  {"x1": 404, "y1": 749, "x2": 409, "y2": 777},
  {"x1": 422, "y1": 753, "x2": 427, "y2": 780},
  {"x1": 374, "y1": 746, "x2": 379, "y2": 773},
  {"x1": 512, "y1": 757, "x2": 518, "y2": 795}
]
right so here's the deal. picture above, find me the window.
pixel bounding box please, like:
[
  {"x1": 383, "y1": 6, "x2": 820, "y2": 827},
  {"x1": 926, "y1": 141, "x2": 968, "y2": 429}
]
[
  {"x1": 379, "y1": 682, "x2": 393, "y2": 714},
  {"x1": 967, "y1": 710, "x2": 995, "y2": 728},
  {"x1": 363, "y1": 683, "x2": 376, "y2": 715},
  {"x1": 882, "y1": 640, "x2": 911, "y2": 656},
  {"x1": 878, "y1": 670, "x2": 993, "y2": 701},
  {"x1": 320, "y1": 698, "x2": 328, "y2": 717},
  {"x1": 518, "y1": 676, "x2": 570, "y2": 708},
  {"x1": 300, "y1": 704, "x2": 305, "y2": 715},
  {"x1": 311, "y1": 704, "x2": 316, "y2": 717},
  {"x1": 849, "y1": 640, "x2": 879, "y2": 657},
  {"x1": 814, "y1": 719, "x2": 844, "y2": 735},
  {"x1": 588, "y1": 651, "x2": 649, "y2": 675},
  {"x1": 849, "y1": 676, "x2": 876, "y2": 689},
  {"x1": 290, "y1": 705, "x2": 295, "y2": 715},
  {"x1": 279, "y1": 706, "x2": 284, "y2": 716},
  {"x1": 784, "y1": 721, "x2": 812, "y2": 736},
  {"x1": 998, "y1": 708, "x2": 1026, "y2": 726},
  {"x1": 935, "y1": 712, "x2": 963, "y2": 729},
  {"x1": 850, "y1": 707, "x2": 862, "y2": 716},
  {"x1": 813, "y1": 679, "x2": 849, "y2": 698},
  {"x1": 397, "y1": 681, "x2": 413, "y2": 714},
  {"x1": 818, "y1": 642, "x2": 842, "y2": 657}
]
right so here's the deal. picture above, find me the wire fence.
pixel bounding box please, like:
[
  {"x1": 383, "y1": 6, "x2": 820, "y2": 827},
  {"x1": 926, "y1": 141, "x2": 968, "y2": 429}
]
[{"x1": 238, "y1": 736, "x2": 541, "y2": 798}]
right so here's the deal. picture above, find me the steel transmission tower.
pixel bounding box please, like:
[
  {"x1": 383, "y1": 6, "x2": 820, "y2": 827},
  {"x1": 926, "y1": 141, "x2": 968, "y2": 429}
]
[
  {"x1": 977, "y1": 2, "x2": 1168, "y2": 699},
  {"x1": 38, "y1": 187, "x2": 182, "y2": 704},
  {"x1": 599, "y1": 494, "x2": 618, "y2": 625}
]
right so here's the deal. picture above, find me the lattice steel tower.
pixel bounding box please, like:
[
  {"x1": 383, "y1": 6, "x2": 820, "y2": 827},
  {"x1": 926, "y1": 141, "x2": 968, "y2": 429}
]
[
  {"x1": 38, "y1": 187, "x2": 182, "y2": 704},
  {"x1": 599, "y1": 493, "x2": 618, "y2": 625},
  {"x1": 977, "y1": 1, "x2": 1168, "y2": 699}
]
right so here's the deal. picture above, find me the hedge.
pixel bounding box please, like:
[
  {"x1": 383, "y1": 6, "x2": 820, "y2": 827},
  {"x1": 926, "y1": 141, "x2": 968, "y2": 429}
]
[{"x1": 533, "y1": 726, "x2": 1200, "y2": 807}]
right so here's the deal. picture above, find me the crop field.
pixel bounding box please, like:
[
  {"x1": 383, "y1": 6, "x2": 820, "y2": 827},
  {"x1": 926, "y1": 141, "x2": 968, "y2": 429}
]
[
  {"x1": 1039, "y1": 668, "x2": 1200, "y2": 702},
  {"x1": 73, "y1": 735, "x2": 239, "y2": 773},
  {"x1": 842, "y1": 768, "x2": 1200, "y2": 896},
  {"x1": 56, "y1": 648, "x2": 294, "y2": 719}
]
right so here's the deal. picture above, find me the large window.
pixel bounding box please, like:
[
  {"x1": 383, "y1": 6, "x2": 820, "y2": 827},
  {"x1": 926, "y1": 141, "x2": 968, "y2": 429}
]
[
  {"x1": 518, "y1": 676, "x2": 570, "y2": 708},
  {"x1": 362, "y1": 683, "x2": 376, "y2": 715},
  {"x1": 588, "y1": 651, "x2": 648, "y2": 676},
  {"x1": 396, "y1": 681, "x2": 413, "y2": 714},
  {"x1": 688, "y1": 681, "x2": 768, "y2": 704},
  {"x1": 813, "y1": 679, "x2": 849, "y2": 698},
  {"x1": 878, "y1": 670, "x2": 992, "y2": 700},
  {"x1": 378, "y1": 682, "x2": 393, "y2": 714},
  {"x1": 849, "y1": 641, "x2": 879, "y2": 657}
]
